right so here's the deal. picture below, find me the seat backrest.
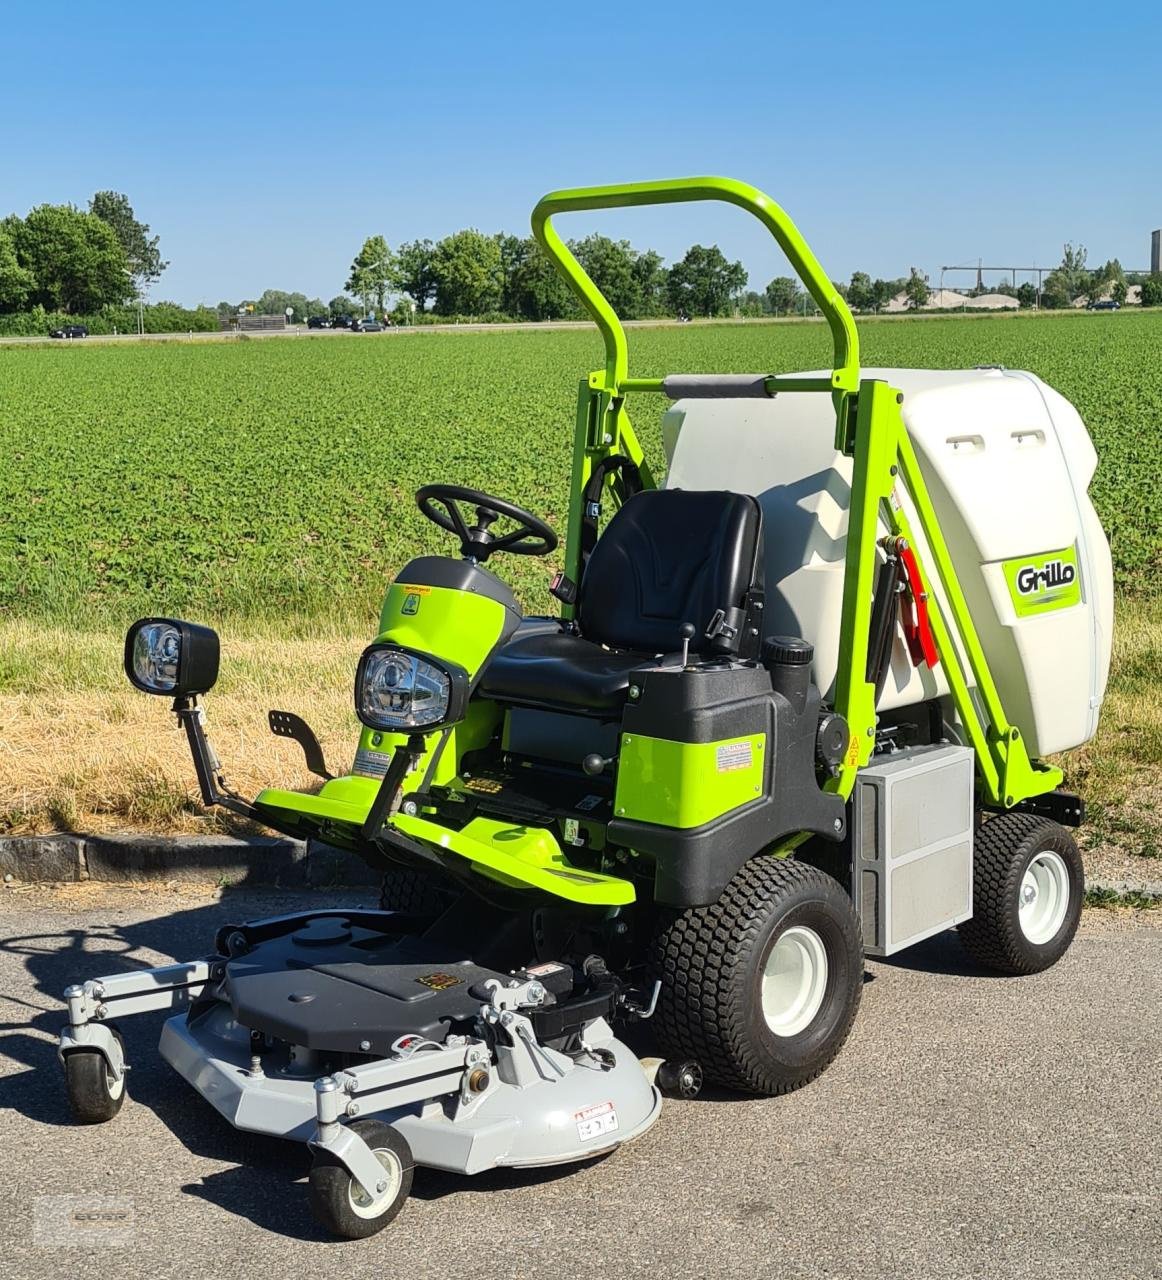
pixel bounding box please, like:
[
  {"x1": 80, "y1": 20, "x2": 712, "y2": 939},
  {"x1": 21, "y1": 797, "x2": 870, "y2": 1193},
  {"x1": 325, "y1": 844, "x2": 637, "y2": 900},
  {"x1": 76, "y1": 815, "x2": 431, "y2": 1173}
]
[{"x1": 578, "y1": 489, "x2": 763, "y2": 654}]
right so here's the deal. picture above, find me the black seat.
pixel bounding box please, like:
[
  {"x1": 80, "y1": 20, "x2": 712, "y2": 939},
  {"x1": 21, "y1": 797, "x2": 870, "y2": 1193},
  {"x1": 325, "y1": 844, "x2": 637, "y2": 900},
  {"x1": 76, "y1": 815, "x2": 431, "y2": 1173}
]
[{"x1": 479, "y1": 490, "x2": 762, "y2": 713}]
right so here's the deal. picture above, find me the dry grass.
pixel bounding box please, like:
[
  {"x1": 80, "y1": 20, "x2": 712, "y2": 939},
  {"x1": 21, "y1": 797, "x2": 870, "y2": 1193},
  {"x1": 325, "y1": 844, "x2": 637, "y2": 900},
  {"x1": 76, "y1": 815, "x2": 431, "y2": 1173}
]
[
  {"x1": 0, "y1": 605, "x2": 1159, "y2": 872},
  {"x1": 0, "y1": 619, "x2": 364, "y2": 835}
]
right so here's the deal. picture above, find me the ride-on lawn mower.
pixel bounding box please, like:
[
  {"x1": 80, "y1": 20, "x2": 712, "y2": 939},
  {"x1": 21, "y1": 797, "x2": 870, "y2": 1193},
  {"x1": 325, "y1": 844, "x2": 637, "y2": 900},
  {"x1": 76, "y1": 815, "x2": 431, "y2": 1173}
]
[{"x1": 57, "y1": 178, "x2": 1113, "y2": 1239}]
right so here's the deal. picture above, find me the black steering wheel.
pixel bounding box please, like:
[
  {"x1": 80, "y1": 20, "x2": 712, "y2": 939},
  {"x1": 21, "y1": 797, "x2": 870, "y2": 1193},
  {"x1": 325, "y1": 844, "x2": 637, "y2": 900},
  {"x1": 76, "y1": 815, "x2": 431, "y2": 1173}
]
[{"x1": 416, "y1": 484, "x2": 558, "y2": 563}]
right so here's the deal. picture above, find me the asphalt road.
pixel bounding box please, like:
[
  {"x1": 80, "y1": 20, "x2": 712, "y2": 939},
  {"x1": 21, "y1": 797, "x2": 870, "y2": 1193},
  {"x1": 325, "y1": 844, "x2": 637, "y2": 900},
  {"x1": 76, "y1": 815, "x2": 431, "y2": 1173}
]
[{"x1": 2, "y1": 886, "x2": 1158, "y2": 1280}]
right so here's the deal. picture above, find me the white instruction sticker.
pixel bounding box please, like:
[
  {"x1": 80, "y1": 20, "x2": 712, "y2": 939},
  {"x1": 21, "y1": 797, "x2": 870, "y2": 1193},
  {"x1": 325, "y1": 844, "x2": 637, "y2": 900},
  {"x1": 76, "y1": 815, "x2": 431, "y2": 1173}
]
[
  {"x1": 575, "y1": 1100, "x2": 619, "y2": 1142},
  {"x1": 716, "y1": 741, "x2": 753, "y2": 773}
]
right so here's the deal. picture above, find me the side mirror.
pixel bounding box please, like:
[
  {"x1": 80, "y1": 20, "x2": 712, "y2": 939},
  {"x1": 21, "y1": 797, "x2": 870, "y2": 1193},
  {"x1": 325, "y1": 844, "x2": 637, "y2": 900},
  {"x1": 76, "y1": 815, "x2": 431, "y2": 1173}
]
[{"x1": 125, "y1": 618, "x2": 220, "y2": 697}]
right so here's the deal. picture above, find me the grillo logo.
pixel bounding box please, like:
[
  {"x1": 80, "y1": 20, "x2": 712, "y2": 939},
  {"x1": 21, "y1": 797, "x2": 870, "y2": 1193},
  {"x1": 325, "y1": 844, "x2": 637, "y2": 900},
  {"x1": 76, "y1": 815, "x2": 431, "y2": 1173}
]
[{"x1": 1016, "y1": 559, "x2": 1076, "y2": 595}]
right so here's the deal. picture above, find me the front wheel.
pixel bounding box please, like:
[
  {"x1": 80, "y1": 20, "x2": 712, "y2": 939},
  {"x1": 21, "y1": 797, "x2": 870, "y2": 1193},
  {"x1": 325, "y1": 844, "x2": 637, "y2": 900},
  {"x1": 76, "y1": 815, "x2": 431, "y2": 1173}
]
[
  {"x1": 308, "y1": 1120, "x2": 413, "y2": 1240},
  {"x1": 650, "y1": 857, "x2": 864, "y2": 1095},
  {"x1": 958, "y1": 813, "x2": 1083, "y2": 974},
  {"x1": 64, "y1": 1026, "x2": 126, "y2": 1123}
]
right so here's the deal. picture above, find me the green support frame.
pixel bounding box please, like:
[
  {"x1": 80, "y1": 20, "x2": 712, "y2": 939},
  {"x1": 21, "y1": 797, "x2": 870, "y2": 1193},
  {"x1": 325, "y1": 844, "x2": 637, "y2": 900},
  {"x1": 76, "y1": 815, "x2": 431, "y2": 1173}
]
[{"x1": 532, "y1": 176, "x2": 1061, "y2": 811}]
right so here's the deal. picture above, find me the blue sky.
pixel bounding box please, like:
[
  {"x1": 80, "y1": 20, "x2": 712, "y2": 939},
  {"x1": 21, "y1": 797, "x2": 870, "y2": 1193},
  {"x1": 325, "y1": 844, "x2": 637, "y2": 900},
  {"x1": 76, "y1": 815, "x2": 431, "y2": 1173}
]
[{"x1": 3, "y1": 1, "x2": 1159, "y2": 305}]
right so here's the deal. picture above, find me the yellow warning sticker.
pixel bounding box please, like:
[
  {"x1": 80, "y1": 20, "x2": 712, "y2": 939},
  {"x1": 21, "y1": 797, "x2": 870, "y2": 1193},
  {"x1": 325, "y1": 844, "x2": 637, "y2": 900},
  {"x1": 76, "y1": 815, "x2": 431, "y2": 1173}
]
[{"x1": 844, "y1": 733, "x2": 860, "y2": 767}]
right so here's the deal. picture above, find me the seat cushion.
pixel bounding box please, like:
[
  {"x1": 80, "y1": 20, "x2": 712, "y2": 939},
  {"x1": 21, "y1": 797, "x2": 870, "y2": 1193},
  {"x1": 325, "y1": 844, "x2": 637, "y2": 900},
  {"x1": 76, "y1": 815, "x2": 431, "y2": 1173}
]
[
  {"x1": 478, "y1": 628, "x2": 654, "y2": 712},
  {"x1": 578, "y1": 489, "x2": 761, "y2": 654}
]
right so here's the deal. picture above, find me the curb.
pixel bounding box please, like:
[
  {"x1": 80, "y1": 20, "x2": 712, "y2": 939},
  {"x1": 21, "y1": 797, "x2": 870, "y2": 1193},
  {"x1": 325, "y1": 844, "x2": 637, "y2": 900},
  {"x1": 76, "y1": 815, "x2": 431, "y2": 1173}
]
[
  {"x1": 0, "y1": 834, "x2": 380, "y2": 888},
  {"x1": 1, "y1": 834, "x2": 1159, "y2": 903}
]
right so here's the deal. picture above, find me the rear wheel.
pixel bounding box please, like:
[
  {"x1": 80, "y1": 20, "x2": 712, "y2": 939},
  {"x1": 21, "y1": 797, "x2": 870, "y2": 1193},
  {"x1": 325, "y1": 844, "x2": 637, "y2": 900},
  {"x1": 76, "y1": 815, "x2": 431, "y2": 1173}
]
[
  {"x1": 650, "y1": 857, "x2": 864, "y2": 1095},
  {"x1": 959, "y1": 813, "x2": 1083, "y2": 974}
]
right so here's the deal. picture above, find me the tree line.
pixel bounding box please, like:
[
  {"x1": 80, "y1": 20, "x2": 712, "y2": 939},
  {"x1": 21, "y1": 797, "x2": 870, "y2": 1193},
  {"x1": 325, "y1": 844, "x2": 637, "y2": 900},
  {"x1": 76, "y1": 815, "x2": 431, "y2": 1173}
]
[{"x1": 4, "y1": 190, "x2": 1162, "y2": 333}]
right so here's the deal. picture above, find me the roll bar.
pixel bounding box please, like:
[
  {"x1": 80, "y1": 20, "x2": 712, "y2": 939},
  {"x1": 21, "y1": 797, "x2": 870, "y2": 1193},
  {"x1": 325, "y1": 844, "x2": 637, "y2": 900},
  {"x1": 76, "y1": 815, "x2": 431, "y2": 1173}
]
[{"x1": 531, "y1": 176, "x2": 860, "y2": 394}]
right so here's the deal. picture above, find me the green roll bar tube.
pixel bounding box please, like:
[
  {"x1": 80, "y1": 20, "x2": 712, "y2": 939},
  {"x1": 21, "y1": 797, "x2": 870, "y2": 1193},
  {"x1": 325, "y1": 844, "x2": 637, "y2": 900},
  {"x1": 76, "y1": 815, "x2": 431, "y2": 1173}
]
[{"x1": 531, "y1": 176, "x2": 1061, "y2": 813}]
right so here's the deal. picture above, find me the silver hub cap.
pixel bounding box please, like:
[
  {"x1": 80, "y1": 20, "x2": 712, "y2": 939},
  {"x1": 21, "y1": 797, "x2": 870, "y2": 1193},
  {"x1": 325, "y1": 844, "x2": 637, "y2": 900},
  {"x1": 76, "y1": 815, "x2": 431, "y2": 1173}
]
[
  {"x1": 761, "y1": 925, "x2": 828, "y2": 1037},
  {"x1": 1018, "y1": 851, "x2": 1070, "y2": 944},
  {"x1": 348, "y1": 1148, "x2": 402, "y2": 1219}
]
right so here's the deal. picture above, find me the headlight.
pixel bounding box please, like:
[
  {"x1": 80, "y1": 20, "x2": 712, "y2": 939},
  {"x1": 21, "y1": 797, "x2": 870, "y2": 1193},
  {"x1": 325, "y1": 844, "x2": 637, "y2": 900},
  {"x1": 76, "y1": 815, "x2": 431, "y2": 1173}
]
[
  {"x1": 124, "y1": 617, "x2": 220, "y2": 696},
  {"x1": 355, "y1": 644, "x2": 469, "y2": 731}
]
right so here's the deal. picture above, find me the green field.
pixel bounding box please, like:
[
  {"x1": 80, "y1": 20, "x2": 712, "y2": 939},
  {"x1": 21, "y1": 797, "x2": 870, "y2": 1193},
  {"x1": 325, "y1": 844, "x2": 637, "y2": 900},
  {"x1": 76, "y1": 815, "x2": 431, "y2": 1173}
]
[{"x1": 1, "y1": 310, "x2": 1159, "y2": 632}]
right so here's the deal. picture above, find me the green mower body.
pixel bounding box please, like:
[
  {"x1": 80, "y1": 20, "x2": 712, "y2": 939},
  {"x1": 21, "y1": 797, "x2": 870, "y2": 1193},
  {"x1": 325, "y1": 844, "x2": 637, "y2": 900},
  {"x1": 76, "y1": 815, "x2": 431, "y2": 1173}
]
[{"x1": 119, "y1": 176, "x2": 1106, "y2": 1105}]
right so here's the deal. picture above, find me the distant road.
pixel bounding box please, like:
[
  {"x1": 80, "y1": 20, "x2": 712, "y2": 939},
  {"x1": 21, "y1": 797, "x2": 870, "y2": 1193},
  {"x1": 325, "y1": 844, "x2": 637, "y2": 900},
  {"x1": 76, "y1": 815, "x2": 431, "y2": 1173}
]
[{"x1": 0, "y1": 307, "x2": 1112, "y2": 349}]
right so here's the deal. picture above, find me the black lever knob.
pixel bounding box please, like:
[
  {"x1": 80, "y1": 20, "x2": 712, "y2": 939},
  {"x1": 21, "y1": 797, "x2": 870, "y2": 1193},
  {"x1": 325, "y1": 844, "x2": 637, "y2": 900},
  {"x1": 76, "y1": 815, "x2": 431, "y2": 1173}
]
[
  {"x1": 582, "y1": 753, "x2": 612, "y2": 777},
  {"x1": 678, "y1": 621, "x2": 696, "y2": 668}
]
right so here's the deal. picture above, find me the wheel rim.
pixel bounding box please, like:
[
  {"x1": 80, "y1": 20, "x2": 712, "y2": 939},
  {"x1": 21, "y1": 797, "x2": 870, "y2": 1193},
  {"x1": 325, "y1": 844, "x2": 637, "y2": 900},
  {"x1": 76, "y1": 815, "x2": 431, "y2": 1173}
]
[
  {"x1": 347, "y1": 1147, "x2": 402, "y2": 1219},
  {"x1": 1018, "y1": 851, "x2": 1071, "y2": 944},
  {"x1": 105, "y1": 1060, "x2": 125, "y2": 1101},
  {"x1": 761, "y1": 925, "x2": 829, "y2": 1037}
]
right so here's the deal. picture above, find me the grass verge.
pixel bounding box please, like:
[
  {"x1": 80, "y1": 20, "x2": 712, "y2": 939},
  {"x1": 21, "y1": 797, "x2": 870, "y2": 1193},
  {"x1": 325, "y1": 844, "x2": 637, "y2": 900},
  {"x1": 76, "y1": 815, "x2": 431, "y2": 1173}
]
[{"x1": 0, "y1": 599, "x2": 1158, "y2": 884}]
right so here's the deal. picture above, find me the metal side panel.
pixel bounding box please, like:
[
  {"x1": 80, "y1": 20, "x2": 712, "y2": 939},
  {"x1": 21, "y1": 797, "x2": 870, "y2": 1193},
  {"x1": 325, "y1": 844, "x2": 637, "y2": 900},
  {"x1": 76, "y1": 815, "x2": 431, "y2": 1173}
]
[{"x1": 851, "y1": 744, "x2": 974, "y2": 956}]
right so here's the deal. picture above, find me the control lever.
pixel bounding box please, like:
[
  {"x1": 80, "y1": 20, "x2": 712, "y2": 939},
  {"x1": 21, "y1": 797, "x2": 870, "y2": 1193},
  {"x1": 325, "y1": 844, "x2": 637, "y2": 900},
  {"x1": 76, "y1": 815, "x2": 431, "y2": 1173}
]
[
  {"x1": 581, "y1": 753, "x2": 614, "y2": 777},
  {"x1": 678, "y1": 621, "x2": 696, "y2": 668}
]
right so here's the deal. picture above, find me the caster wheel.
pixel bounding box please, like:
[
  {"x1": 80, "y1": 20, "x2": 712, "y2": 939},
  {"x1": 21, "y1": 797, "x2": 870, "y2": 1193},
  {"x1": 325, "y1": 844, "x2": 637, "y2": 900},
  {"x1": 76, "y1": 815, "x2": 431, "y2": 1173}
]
[
  {"x1": 64, "y1": 1025, "x2": 126, "y2": 1124},
  {"x1": 309, "y1": 1120, "x2": 413, "y2": 1240},
  {"x1": 656, "y1": 1059, "x2": 703, "y2": 1099}
]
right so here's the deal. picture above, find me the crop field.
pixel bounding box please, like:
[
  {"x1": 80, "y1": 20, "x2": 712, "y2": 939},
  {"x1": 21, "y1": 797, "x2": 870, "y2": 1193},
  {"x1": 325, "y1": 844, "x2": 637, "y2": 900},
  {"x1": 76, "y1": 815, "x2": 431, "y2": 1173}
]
[
  {"x1": 1, "y1": 310, "x2": 1159, "y2": 630},
  {"x1": 0, "y1": 312, "x2": 1159, "y2": 868}
]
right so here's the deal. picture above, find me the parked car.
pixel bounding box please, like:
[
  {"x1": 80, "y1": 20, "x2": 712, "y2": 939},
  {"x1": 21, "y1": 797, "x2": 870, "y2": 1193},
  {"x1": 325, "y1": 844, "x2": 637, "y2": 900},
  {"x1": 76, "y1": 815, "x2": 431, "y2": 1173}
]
[
  {"x1": 1086, "y1": 300, "x2": 1120, "y2": 311},
  {"x1": 351, "y1": 319, "x2": 384, "y2": 332},
  {"x1": 307, "y1": 315, "x2": 332, "y2": 329},
  {"x1": 50, "y1": 324, "x2": 89, "y2": 339}
]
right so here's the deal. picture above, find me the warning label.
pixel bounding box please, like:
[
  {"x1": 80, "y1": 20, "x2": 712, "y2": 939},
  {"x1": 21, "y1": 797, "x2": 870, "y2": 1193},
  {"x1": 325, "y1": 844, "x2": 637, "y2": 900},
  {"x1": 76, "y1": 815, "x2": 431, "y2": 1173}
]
[
  {"x1": 574, "y1": 1100, "x2": 619, "y2": 1142},
  {"x1": 716, "y1": 741, "x2": 753, "y2": 773}
]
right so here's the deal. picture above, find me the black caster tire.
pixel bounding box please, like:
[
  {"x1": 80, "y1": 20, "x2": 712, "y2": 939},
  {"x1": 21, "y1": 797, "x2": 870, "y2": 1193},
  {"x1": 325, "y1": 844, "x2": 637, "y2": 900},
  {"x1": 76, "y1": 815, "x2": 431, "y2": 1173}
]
[
  {"x1": 650, "y1": 856, "x2": 864, "y2": 1096},
  {"x1": 378, "y1": 867, "x2": 455, "y2": 918},
  {"x1": 656, "y1": 1059, "x2": 703, "y2": 1099},
  {"x1": 309, "y1": 1120, "x2": 413, "y2": 1240},
  {"x1": 64, "y1": 1025, "x2": 126, "y2": 1123},
  {"x1": 959, "y1": 813, "x2": 1083, "y2": 975}
]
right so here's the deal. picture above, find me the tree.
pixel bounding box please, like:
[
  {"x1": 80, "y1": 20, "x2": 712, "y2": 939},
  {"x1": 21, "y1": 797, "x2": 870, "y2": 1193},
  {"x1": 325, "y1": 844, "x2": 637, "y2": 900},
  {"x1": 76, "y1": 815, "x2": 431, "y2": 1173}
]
[
  {"x1": 632, "y1": 249, "x2": 669, "y2": 317},
  {"x1": 1042, "y1": 243, "x2": 1090, "y2": 309},
  {"x1": 1016, "y1": 282, "x2": 1038, "y2": 309},
  {"x1": 738, "y1": 290, "x2": 766, "y2": 317},
  {"x1": 667, "y1": 244, "x2": 747, "y2": 317},
  {"x1": 847, "y1": 271, "x2": 874, "y2": 311},
  {"x1": 765, "y1": 276, "x2": 801, "y2": 315},
  {"x1": 346, "y1": 235, "x2": 395, "y2": 316},
  {"x1": 395, "y1": 239, "x2": 437, "y2": 313},
  {"x1": 0, "y1": 224, "x2": 36, "y2": 312},
  {"x1": 89, "y1": 191, "x2": 167, "y2": 294},
  {"x1": 904, "y1": 267, "x2": 930, "y2": 310},
  {"x1": 570, "y1": 235, "x2": 643, "y2": 317},
  {"x1": 497, "y1": 234, "x2": 574, "y2": 320},
  {"x1": 431, "y1": 229, "x2": 503, "y2": 315},
  {"x1": 869, "y1": 278, "x2": 893, "y2": 313},
  {"x1": 1111, "y1": 277, "x2": 1128, "y2": 306},
  {"x1": 6, "y1": 204, "x2": 132, "y2": 313},
  {"x1": 329, "y1": 294, "x2": 358, "y2": 319},
  {"x1": 1140, "y1": 275, "x2": 1162, "y2": 307}
]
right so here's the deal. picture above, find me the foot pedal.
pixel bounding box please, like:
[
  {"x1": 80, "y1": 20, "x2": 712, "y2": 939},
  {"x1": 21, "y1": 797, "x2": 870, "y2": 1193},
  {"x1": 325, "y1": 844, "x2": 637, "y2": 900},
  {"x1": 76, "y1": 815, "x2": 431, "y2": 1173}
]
[{"x1": 268, "y1": 710, "x2": 332, "y2": 780}]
